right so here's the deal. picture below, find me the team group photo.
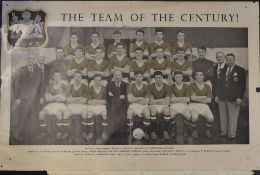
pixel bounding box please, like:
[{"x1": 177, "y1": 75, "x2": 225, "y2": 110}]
[{"x1": 10, "y1": 27, "x2": 249, "y2": 145}]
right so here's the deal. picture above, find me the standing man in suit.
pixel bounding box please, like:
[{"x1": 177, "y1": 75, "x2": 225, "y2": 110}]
[
  {"x1": 14, "y1": 53, "x2": 44, "y2": 144},
  {"x1": 36, "y1": 52, "x2": 51, "y2": 92},
  {"x1": 107, "y1": 70, "x2": 128, "y2": 144},
  {"x1": 215, "y1": 53, "x2": 246, "y2": 142},
  {"x1": 213, "y1": 51, "x2": 227, "y2": 98}
]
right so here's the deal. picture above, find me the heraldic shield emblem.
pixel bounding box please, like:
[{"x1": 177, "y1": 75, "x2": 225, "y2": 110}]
[{"x1": 8, "y1": 10, "x2": 47, "y2": 47}]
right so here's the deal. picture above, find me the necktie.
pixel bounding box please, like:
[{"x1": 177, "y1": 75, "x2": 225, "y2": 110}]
[{"x1": 226, "y1": 67, "x2": 232, "y2": 81}]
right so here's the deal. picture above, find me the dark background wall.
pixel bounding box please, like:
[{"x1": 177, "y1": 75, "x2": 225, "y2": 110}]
[{"x1": 46, "y1": 27, "x2": 248, "y2": 48}]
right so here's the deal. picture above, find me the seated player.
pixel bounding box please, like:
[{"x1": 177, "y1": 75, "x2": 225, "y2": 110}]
[
  {"x1": 67, "y1": 46, "x2": 88, "y2": 83},
  {"x1": 189, "y1": 71, "x2": 214, "y2": 139},
  {"x1": 129, "y1": 48, "x2": 150, "y2": 81},
  {"x1": 111, "y1": 43, "x2": 130, "y2": 83},
  {"x1": 129, "y1": 29, "x2": 149, "y2": 60},
  {"x1": 63, "y1": 72, "x2": 88, "y2": 144},
  {"x1": 127, "y1": 72, "x2": 150, "y2": 143},
  {"x1": 172, "y1": 30, "x2": 192, "y2": 60},
  {"x1": 87, "y1": 75, "x2": 108, "y2": 144},
  {"x1": 64, "y1": 33, "x2": 84, "y2": 60},
  {"x1": 170, "y1": 71, "x2": 191, "y2": 144},
  {"x1": 149, "y1": 71, "x2": 171, "y2": 144},
  {"x1": 39, "y1": 71, "x2": 68, "y2": 142},
  {"x1": 88, "y1": 47, "x2": 111, "y2": 86},
  {"x1": 85, "y1": 32, "x2": 105, "y2": 60},
  {"x1": 171, "y1": 48, "x2": 193, "y2": 83},
  {"x1": 107, "y1": 30, "x2": 127, "y2": 59},
  {"x1": 149, "y1": 29, "x2": 171, "y2": 59},
  {"x1": 149, "y1": 46, "x2": 171, "y2": 84}
]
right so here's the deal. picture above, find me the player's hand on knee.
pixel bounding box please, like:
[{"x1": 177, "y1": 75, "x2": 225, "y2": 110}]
[
  {"x1": 119, "y1": 95, "x2": 125, "y2": 99},
  {"x1": 236, "y1": 98, "x2": 242, "y2": 105},
  {"x1": 108, "y1": 92, "x2": 113, "y2": 97},
  {"x1": 215, "y1": 97, "x2": 219, "y2": 103}
]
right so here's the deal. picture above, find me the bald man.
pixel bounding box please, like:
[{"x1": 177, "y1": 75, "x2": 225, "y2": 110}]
[
  {"x1": 36, "y1": 52, "x2": 51, "y2": 91},
  {"x1": 107, "y1": 71, "x2": 129, "y2": 144}
]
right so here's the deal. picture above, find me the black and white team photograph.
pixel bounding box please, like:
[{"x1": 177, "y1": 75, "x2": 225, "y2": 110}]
[{"x1": 9, "y1": 27, "x2": 249, "y2": 145}]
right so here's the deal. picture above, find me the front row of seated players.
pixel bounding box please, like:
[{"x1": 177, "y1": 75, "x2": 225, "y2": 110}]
[
  {"x1": 39, "y1": 71, "x2": 108, "y2": 144},
  {"x1": 127, "y1": 70, "x2": 213, "y2": 145},
  {"x1": 38, "y1": 68, "x2": 213, "y2": 145}
]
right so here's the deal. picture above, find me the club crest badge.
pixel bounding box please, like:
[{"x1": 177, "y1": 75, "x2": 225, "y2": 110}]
[{"x1": 8, "y1": 10, "x2": 47, "y2": 47}]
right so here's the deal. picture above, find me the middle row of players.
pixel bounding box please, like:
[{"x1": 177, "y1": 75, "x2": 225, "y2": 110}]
[{"x1": 60, "y1": 43, "x2": 198, "y2": 84}]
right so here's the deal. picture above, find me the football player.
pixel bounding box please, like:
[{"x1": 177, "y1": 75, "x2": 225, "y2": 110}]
[
  {"x1": 129, "y1": 29, "x2": 149, "y2": 60},
  {"x1": 67, "y1": 46, "x2": 88, "y2": 83},
  {"x1": 85, "y1": 32, "x2": 105, "y2": 60},
  {"x1": 171, "y1": 48, "x2": 193, "y2": 83},
  {"x1": 64, "y1": 33, "x2": 84, "y2": 60},
  {"x1": 88, "y1": 47, "x2": 111, "y2": 86},
  {"x1": 170, "y1": 71, "x2": 191, "y2": 144},
  {"x1": 63, "y1": 72, "x2": 88, "y2": 144},
  {"x1": 111, "y1": 43, "x2": 130, "y2": 83},
  {"x1": 149, "y1": 71, "x2": 171, "y2": 144},
  {"x1": 129, "y1": 48, "x2": 150, "y2": 81},
  {"x1": 149, "y1": 46, "x2": 171, "y2": 84},
  {"x1": 107, "y1": 30, "x2": 127, "y2": 59},
  {"x1": 149, "y1": 29, "x2": 171, "y2": 59},
  {"x1": 172, "y1": 30, "x2": 192, "y2": 60},
  {"x1": 39, "y1": 70, "x2": 68, "y2": 143},
  {"x1": 87, "y1": 75, "x2": 108, "y2": 144},
  {"x1": 127, "y1": 71, "x2": 150, "y2": 143},
  {"x1": 189, "y1": 71, "x2": 214, "y2": 139}
]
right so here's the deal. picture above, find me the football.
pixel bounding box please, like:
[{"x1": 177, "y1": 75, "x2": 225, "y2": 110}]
[{"x1": 132, "y1": 128, "x2": 144, "y2": 140}]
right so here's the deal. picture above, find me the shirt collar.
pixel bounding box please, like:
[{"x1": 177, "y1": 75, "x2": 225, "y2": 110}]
[
  {"x1": 218, "y1": 62, "x2": 225, "y2": 69},
  {"x1": 227, "y1": 64, "x2": 235, "y2": 72}
]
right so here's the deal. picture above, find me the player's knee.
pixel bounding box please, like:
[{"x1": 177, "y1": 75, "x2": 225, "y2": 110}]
[
  {"x1": 170, "y1": 108, "x2": 177, "y2": 118},
  {"x1": 56, "y1": 113, "x2": 63, "y2": 121},
  {"x1": 127, "y1": 108, "x2": 134, "y2": 119},
  {"x1": 87, "y1": 111, "x2": 94, "y2": 119},
  {"x1": 183, "y1": 109, "x2": 192, "y2": 121},
  {"x1": 163, "y1": 107, "x2": 170, "y2": 116},
  {"x1": 81, "y1": 110, "x2": 88, "y2": 119},
  {"x1": 63, "y1": 110, "x2": 72, "y2": 120},
  {"x1": 191, "y1": 110, "x2": 199, "y2": 122},
  {"x1": 39, "y1": 110, "x2": 46, "y2": 120},
  {"x1": 205, "y1": 111, "x2": 214, "y2": 123},
  {"x1": 143, "y1": 108, "x2": 150, "y2": 118},
  {"x1": 150, "y1": 107, "x2": 157, "y2": 116},
  {"x1": 101, "y1": 111, "x2": 107, "y2": 120}
]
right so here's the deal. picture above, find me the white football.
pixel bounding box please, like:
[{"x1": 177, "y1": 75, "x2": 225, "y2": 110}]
[{"x1": 132, "y1": 128, "x2": 144, "y2": 140}]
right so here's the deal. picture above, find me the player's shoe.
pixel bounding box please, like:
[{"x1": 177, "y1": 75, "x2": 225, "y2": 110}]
[
  {"x1": 163, "y1": 131, "x2": 170, "y2": 140},
  {"x1": 61, "y1": 132, "x2": 68, "y2": 139},
  {"x1": 176, "y1": 136, "x2": 184, "y2": 144},
  {"x1": 56, "y1": 132, "x2": 62, "y2": 140},
  {"x1": 205, "y1": 130, "x2": 212, "y2": 138},
  {"x1": 192, "y1": 130, "x2": 198, "y2": 138}
]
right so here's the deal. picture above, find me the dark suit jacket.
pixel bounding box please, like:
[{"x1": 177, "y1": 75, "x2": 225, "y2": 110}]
[
  {"x1": 212, "y1": 63, "x2": 228, "y2": 97},
  {"x1": 15, "y1": 64, "x2": 44, "y2": 102},
  {"x1": 216, "y1": 64, "x2": 246, "y2": 102},
  {"x1": 37, "y1": 64, "x2": 51, "y2": 91},
  {"x1": 107, "y1": 81, "x2": 128, "y2": 110}
]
